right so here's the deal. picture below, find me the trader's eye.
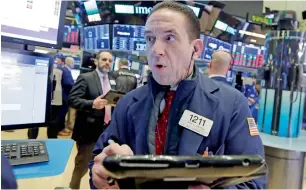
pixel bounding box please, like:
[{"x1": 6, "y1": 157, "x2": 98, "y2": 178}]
[
  {"x1": 166, "y1": 35, "x2": 176, "y2": 41},
  {"x1": 146, "y1": 36, "x2": 155, "y2": 42}
]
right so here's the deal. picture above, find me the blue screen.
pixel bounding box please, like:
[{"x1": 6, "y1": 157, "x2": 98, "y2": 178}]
[
  {"x1": 199, "y1": 35, "x2": 232, "y2": 61},
  {"x1": 84, "y1": 25, "x2": 110, "y2": 50},
  {"x1": 232, "y1": 42, "x2": 265, "y2": 68},
  {"x1": 112, "y1": 24, "x2": 146, "y2": 51}
]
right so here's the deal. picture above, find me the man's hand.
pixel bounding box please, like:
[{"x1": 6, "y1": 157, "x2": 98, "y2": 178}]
[
  {"x1": 248, "y1": 97, "x2": 255, "y2": 105},
  {"x1": 188, "y1": 184, "x2": 211, "y2": 189},
  {"x1": 93, "y1": 95, "x2": 108, "y2": 109},
  {"x1": 92, "y1": 143, "x2": 134, "y2": 189}
]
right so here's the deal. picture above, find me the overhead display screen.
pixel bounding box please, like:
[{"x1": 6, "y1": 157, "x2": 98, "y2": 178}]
[
  {"x1": 112, "y1": 24, "x2": 146, "y2": 51},
  {"x1": 63, "y1": 25, "x2": 79, "y2": 45},
  {"x1": 199, "y1": 35, "x2": 232, "y2": 61},
  {"x1": 232, "y1": 42, "x2": 265, "y2": 68},
  {"x1": 1, "y1": 0, "x2": 67, "y2": 49},
  {"x1": 84, "y1": 24, "x2": 110, "y2": 51}
]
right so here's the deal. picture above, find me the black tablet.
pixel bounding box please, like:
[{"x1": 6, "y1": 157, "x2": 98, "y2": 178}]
[
  {"x1": 103, "y1": 90, "x2": 126, "y2": 105},
  {"x1": 103, "y1": 155, "x2": 264, "y2": 171}
]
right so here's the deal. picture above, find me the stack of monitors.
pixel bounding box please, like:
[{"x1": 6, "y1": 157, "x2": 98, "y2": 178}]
[
  {"x1": 232, "y1": 42, "x2": 265, "y2": 68},
  {"x1": 112, "y1": 24, "x2": 146, "y2": 51},
  {"x1": 199, "y1": 35, "x2": 232, "y2": 62},
  {"x1": 83, "y1": 24, "x2": 110, "y2": 51},
  {"x1": 63, "y1": 25, "x2": 79, "y2": 45}
]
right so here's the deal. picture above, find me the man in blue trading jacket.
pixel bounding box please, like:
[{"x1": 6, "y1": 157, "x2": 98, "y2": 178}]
[
  {"x1": 1, "y1": 155, "x2": 17, "y2": 189},
  {"x1": 89, "y1": 2, "x2": 267, "y2": 189},
  {"x1": 244, "y1": 76, "x2": 259, "y2": 109},
  {"x1": 57, "y1": 56, "x2": 75, "y2": 136},
  {"x1": 208, "y1": 50, "x2": 232, "y2": 85}
]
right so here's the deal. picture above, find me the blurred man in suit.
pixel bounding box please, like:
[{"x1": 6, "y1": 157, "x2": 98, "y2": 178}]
[
  {"x1": 208, "y1": 50, "x2": 232, "y2": 85},
  {"x1": 68, "y1": 51, "x2": 116, "y2": 189},
  {"x1": 112, "y1": 58, "x2": 137, "y2": 93},
  {"x1": 57, "y1": 57, "x2": 75, "y2": 136}
]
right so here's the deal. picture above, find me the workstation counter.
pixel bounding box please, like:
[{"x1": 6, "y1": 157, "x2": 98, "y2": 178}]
[
  {"x1": 261, "y1": 130, "x2": 306, "y2": 189},
  {"x1": 12, "y1": 139, "x2": 74, "y2": 189}
]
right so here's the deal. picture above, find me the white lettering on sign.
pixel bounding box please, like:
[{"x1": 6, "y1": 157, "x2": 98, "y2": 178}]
[{"x1": 136, "y1": 44, "x2": 146, "y2": 51}]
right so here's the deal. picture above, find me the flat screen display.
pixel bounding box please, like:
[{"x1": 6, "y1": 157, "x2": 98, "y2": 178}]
[
  {"x1": 63, "y1": 24, "x2": 79, "y2": 45},
  {"x1": 199, "y1": 35, "x2": 232, "y2": 61},
  {"x1": 1, "y1": 49, "x2": 52, "y2": 129},
  {"x1": 232, "y1": 42, "x2": 265, "y2": 68},
  {"x1": 1, "y1": 0, "x2": 67, "y2": 49},
  {"x1": 112, "y1": 24, "x2": 146, "y2": 51},
  {"x1": 84, "y1": 24, "x2": 110, "y2": 50}
]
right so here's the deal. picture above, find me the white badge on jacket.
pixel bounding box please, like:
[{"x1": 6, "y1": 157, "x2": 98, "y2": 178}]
[
  {"x1": 179, "y1": 110, "x2": 214, "y2": 137},
  {"x1": 110, "y1": 80, "x2": 116, "y2": 85}
]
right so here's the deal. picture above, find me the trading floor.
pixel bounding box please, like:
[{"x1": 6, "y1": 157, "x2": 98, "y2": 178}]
[{"x1": 2, "y1": 128, "x2": 306, "y2": 189}]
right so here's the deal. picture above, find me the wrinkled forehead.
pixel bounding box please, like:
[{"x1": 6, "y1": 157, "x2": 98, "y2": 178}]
[
  {"x1": 99, "y1": 52, "x2": 112, "y2": 60},
  {"x1": 145, "y1": 9, "x2": 187, "y2": 35}
]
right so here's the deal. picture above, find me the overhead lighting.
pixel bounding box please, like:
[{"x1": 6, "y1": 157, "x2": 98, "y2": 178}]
[
  {"x1": 34, "y1": 49, "x2": 49, "y2": 54},
  {"x1": 239, "y1": 30, "x2": 266, "y2": 39},
  {"x1": 250, "y1": 39, "x2": 257, "y2": 43}
]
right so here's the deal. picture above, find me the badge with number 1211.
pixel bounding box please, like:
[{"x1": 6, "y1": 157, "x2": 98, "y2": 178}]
[{"x1": 179, "y1": 110, "x2": 214, "y2": 137}]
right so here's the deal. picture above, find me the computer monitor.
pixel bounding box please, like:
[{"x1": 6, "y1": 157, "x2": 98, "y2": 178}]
[
  {"x1": 1, "y1": 48, "x2": 53, "y2": 130},
  {"x1": 199, "y1": 35, "x2": 232, "y2": 62},
  {"x1": 83, "y1": 24, "x2": 110, "y2": 51},
  {"x1": 232, "y1": 41, "x2": 265, "y2": 68},
  {"x1": 112, "y1": 24, "x2": 146, "y2": 51},
  {"x1": 1, "y1": 0, "x2": 67, "y2": 49},
  {"x1": 63, "y1": 24, "x2": 80, "y2": 45},
  {"x1": 81, "y1": 51, "x2": 97, "y2": 72},
  {"x1": 71, "y1": 69, "x2": 81, "y2": 81}
]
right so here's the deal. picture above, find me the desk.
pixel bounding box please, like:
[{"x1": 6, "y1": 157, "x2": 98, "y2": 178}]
[
  {"x1": 10, "y1": 139, "x2": 74, "y2": 189},
  {"x1": 260, "y1": 130, "x2": 306, "y2": 189}
]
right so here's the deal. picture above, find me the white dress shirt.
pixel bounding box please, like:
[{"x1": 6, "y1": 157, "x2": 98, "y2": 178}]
[{"x1": 208, "y1": 74, "x2": 226, "y2": 78}]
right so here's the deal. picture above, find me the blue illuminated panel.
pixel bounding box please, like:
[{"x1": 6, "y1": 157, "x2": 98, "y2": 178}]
[
  {"x1": 232, "y1": 42, "x2": 265, "y2": 68},
  {"x1": 112, "y1": 24, "x2": 146, "y2": 51},
  {"x1": 84, "y1": 25, "x2": 110, "y2": 50},
  {"x1": 199, "y1": 35, "x2": 232, "y2": 61}
]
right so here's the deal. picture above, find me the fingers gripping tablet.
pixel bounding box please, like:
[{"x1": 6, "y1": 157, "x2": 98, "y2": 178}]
[{"x1": 103, "y1": 90, "x2": 126, "y2": 105}]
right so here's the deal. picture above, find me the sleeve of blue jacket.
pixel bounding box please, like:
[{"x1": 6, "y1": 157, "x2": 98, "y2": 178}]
[
  {"x1": 88, "y1": 98, "x2": 128, "y2": 189},
  {"x1": 1, "y1": 155, "x2": 17, "y2": 189},
  {"x1": 224, "y1": 93, "x2": 267, "y2": 189},
  {"x1": 62, "y1": 67, "x2": 74, "y2": 89}
]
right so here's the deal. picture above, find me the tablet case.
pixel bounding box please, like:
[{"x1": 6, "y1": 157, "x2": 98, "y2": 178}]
[
  {"x1": 103, "y1": 155, "x2": 267, "y2": 189},
  {"x1": 103, "y1": 90, "x2": 125, "y2": 105}
]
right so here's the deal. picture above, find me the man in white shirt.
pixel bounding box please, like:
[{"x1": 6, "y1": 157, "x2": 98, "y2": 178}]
[{"x1": 208, "y1": 50, "x2": 232, "y2": 85}]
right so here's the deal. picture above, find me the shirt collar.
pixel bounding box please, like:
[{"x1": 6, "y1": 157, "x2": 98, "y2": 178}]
[
  {"x1": 96, "y1": 68, "x2": 108, "y2": 78},
  {"x1": 208, "y1": 74, "x2": 226, "y2": 78},
  {"x1": 170, "y1": 72, "x2": 193, "y2": 91}
]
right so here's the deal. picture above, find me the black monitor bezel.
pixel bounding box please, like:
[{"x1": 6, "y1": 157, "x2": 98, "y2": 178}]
[
  {"x1": 1, "y1": 48, "x2": 53, "y2": 131},
  {"x1": 1, "y1": 1, "x2": 68, "y2": 49}
]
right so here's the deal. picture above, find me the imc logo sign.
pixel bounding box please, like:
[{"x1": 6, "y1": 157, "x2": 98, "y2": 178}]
[
  {"x1": 115, "y1": 4, "x2": 152, "y2": 15},
  {"x1": 115, "y1": 4, "x2": 199, "y2": 16}
]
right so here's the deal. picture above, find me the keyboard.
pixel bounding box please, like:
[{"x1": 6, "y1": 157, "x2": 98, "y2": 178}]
[{"x1": 1, "y1": 141, "x2": 49, "y2": 166}]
